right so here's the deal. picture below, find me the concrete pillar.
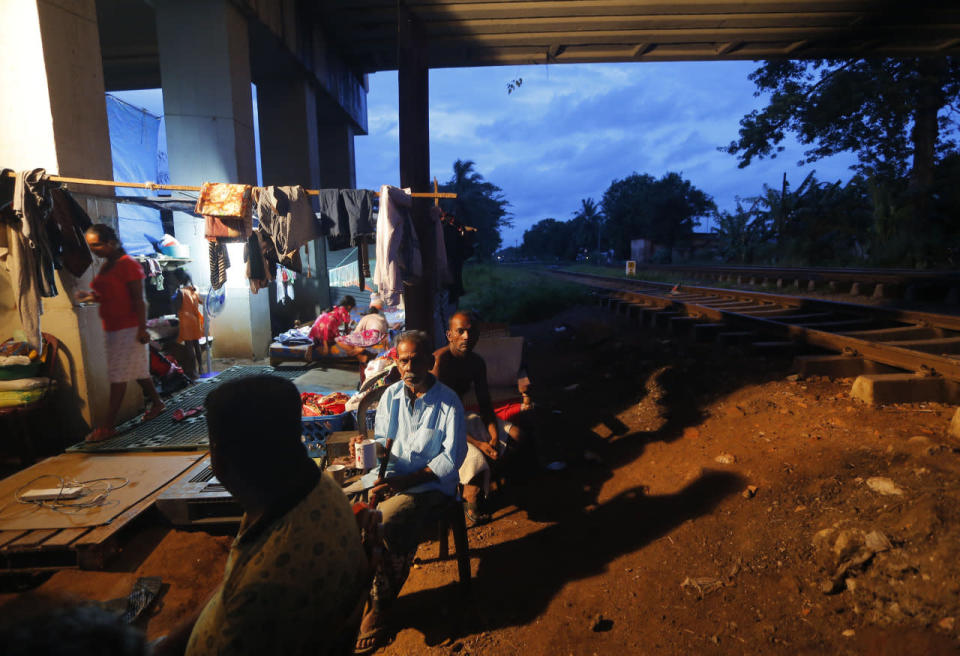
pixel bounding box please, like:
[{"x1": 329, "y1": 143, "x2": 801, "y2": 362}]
[
  {"x1": 398, "y1": 6, "x2": 433, "y2": 336},
  {"x1": 317, "y1": 121, "x2": 357, "y2": 189},
  {"x1": 156, "y1": 0, "x2": 269, "y2": 358},
  {"x1": 257, "y1": 76, "x2": 331, "y2": 320},
  {"x1": 0, "y1": 0, "x2": 137, "y2": 436}
]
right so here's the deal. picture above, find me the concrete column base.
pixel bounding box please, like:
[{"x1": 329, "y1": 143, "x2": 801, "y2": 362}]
[
  {"x1": 949, "y1": 407, "x2": 960, "y2": 439},
  {"x1": 850, "y1": 374, "x2": 960, "y2": 405}
]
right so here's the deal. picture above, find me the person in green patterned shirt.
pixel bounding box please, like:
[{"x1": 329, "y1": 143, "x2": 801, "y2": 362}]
[{"x1": 156, "y1": 375, "x2": 370, "y2": 656}]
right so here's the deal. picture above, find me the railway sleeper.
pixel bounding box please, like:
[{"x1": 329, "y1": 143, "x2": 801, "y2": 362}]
[
  {"x1": 851, "y1": 374, "x2": 960, "y2": 405},
  {"x1": 667, "y1": 315, "x2": 701, "y2": 336},
  {"x1": 693, "y1": 323, "x2": 726, "y2": 342},
  {"x1": 717, "y1": 331, "x2": 758, "y2": 346},
  {"x1": 750, "y1": 341, "x2": 797, "y2": 357},
  {"x1": 794, "y1": 354, "x2": 901, "y2": 379},
  {"x1": 844, "y1": 325, "x2": 944, "y2": 341},
  {"x1": 884, "y1": 337, "x2": 960, "y2": 355}
]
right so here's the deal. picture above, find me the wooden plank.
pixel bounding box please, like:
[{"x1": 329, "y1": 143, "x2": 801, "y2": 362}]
[
  {"x1": 40, "y1": 528, "x2": 90, "y2": 549},
  {"x1": 6, "y1": 529, "x2": 58, "y2": 549},
  {"x1": 0, "y1": 530, "x2": 29, "y2": 548}
]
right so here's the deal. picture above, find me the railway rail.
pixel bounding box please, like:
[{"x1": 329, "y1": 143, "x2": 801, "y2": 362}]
[
  {"x1": 619, "y1": 263, "x2": 960, "y2": 303},
  {"x1": 554, "y1": 270, "x2": 960, "y2": 387}
]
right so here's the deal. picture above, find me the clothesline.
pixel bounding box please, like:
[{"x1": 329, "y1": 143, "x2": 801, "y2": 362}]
[{"x1": 1, "y1": 170, "x2": 457, "y2": 201}]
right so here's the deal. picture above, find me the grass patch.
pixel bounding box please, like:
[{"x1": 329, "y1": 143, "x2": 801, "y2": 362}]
[{"x1": 459, "y1": 264, "x2": 591, "y2": 325}]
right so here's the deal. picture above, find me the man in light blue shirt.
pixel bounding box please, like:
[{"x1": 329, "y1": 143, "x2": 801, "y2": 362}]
[{"x1": 352, "y1": 330, "x2": 466, "y2": 655}]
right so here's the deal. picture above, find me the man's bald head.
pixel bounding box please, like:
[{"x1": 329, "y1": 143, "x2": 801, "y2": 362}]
[{"x1": 446, "y1": 311, "x2": 479, "y2": 356}]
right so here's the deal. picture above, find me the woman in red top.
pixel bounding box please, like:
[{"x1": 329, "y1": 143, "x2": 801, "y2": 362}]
[
  {"x1": 307, "y1": 296, "x2": 356, "y2": 355},
  {"x1": 76, "y1": 224, "x2": 165, "y2": 441}
]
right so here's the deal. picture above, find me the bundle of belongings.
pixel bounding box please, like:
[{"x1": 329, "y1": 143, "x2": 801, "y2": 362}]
[
  {"x1": 0, "y1": 337, "x2": 55, "y2": 408},
  {"x1": 300, "y1": 391, "x2": 350, "y2": 417}
]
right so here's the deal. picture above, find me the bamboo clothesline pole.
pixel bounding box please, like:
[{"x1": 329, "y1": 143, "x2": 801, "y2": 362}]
[{"x1": 0, "y1": 170, "x2": 457, "y2": 200}]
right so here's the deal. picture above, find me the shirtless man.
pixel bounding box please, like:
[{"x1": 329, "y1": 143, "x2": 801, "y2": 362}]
[{"x1": 432, "y1": 311, "x2": 527, "y2": 524}]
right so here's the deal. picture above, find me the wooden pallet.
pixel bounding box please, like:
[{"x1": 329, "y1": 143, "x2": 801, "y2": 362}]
[{"x1": 0, "y1": 464, "x2": 190, "y2": 573}]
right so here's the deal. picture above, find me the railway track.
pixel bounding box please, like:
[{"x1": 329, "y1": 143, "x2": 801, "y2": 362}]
[
  {"x1": 555, "y1": 270, "x2": 960, "y2": 395},
  {"x1": 619, "y1": 263, "x2": 960, "y2": 303}
]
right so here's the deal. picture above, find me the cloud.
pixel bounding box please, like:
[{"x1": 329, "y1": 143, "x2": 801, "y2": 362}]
[{"x1": 356, "y1": 61, "x2": 858, "y2": 245}]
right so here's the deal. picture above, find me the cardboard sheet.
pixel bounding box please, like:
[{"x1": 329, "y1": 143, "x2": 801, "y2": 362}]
[{"x1": 0, "y1": 452, "x2": 203, "y2": 531}]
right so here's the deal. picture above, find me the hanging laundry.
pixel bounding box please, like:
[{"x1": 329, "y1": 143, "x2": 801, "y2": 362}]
[
  {"x1": 440, "y1": 209, "x2": 477, "y2": 304},
  {"x1": 47, "y1": 187, "x2": 93, "y2": 277},
  {"x1": 373, "y1": 186, "x2": 420, "y2": 308},
  {"x1": 209, "y1": 240, "x2": 230, "y2": 290},
  {"x1": 0, "y1": 168, "x2": 56, "y2": 349},
  {"x1": 196, "y1": 182, "x2": 252, "y2": 241},
  {"x1": 316, "y1": 188, "x2": 377, "y2": 251},
  {"x1": 140, "y1": 257, "x2": 165, "y2": 291},
  {"x1": 244, "y1": 229, "x2": 273, "y2": 294},
  {"x1": 341, "y1": 189, "x2": 377, "y2": 243},
  {"x1": 253, "y1": 185, "x2": 321, "y2": 257}
]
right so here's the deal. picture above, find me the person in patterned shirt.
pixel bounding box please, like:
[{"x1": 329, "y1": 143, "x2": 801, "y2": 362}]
[{"x1": 156, "y1": 375, "x2": 370, "y2": 656}]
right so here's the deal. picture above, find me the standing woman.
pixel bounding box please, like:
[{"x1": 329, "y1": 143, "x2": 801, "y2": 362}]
[
  {"x1": 174, "y1": 270, "x2": 204, "y2": 378},
  {"x1": 76, "y1": 224, "x2": 165, "y2": 441}
]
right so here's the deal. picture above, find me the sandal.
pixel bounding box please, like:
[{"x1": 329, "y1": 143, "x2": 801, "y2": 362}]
[
  {"x1": 142, "y1": 403, "x2": 166, "y2": 422},
  {"x1": 172, "y1": 406, "x2": 203, "y2": 422},
  {"x1": 354, "y1": 625, "x2": 390, "y2": 655},
  {"x1": 86, "y1": 427, "x2": 117, "y2": 443},
  {"x1": 464, "y1": 501, "x2": 490, "y2": 526}
]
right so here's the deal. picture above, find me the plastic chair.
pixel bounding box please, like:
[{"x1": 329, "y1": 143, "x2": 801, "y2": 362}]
[{"x1": 0, "y1": 333, "x2": 60, "y2": 463}]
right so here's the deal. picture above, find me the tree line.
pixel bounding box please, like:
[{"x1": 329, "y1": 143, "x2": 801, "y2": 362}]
[{"x1": 439, "y1": 57, "x2": 960, "y2": 268}]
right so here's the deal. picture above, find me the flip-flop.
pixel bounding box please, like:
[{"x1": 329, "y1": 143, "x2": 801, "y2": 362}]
[
  {"x1": 86, "y1": 427, "x2": 117, "y2": 442},
  {"x1": 172, "y1": 406, "x2": 203, "y2": 422},
  {"x1": 463, "y1": 501, "x2": 490, "y2": 526},
  {"x1": 142, "y1": 404, "x2": 166, "y2": 422},
  {"x1": 354, "y1": 626, "x2": 390, "y2": 656}
]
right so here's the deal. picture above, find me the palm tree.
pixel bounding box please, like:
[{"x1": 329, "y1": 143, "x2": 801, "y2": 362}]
[
  {"x1": 440, "y1": 159, "x2": 512, "y2": 260},
  {"x1": 571, "y1": 197, "x2": 604, "y2": 251}
]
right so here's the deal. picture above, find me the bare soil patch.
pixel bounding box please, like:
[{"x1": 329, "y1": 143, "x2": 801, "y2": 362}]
[{"x1": 2, "y1": 304, "x2": 958, "y2": 655}]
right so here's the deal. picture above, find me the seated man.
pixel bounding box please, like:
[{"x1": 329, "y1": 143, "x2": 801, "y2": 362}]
[
  {"x1": 351, "y1": 330, "x2": 467, "y2": 655},
  {"x1": 432, "y1": 311, "x2": 528, "y2": 525},
  {"x1": 335, "y1": 294, "x2": 389, "y2": 364},
  {"x1": 161, "y1": 375, "x2": 370, "y2": 656}
]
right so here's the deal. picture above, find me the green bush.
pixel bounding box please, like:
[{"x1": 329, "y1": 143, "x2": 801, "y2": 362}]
[{"x1": 459, "y1": 264, "x2": 591, "y2": 325}]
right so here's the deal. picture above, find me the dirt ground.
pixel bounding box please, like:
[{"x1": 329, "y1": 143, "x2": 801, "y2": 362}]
[{"x1": 3, "y1": 304, "x2": 959, "y2": 654}]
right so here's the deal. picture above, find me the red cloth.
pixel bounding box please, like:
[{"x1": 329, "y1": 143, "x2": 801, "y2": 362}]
[
  {"x1": 91, "y1": 255, "x2": 145, "y2": 331},
  {"x1": 494, "y1": 401, "x2": 525, "y2": 422},
  {"x1": 464, "y1": 397, "x2": 524, "y2": 420}
]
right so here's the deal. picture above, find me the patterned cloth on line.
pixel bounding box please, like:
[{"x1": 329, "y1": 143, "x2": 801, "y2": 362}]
[{"x1": 105, "y1": 326, "x2": 149, "y2": 383}]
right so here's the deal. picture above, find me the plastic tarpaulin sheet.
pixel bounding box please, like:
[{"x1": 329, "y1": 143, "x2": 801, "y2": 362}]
[{"x1": 106, "y1": 95, "x2": 170, "y2": 256}]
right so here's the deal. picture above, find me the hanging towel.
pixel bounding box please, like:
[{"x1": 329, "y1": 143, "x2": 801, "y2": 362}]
[{"x1": 197, "y1": 182, "x2": 253, "y2": 241}]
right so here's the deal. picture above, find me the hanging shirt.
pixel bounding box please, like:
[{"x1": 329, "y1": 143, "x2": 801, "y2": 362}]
[
  {"x1": 373, "y1": 186, "x2": 421, "y2": 307},
  {"x1": 254, "y1": 185, "x2": 321, "y2": 258},
  {"x1": 91, "y1": 254, "x2": 145, "y2": 332}
]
